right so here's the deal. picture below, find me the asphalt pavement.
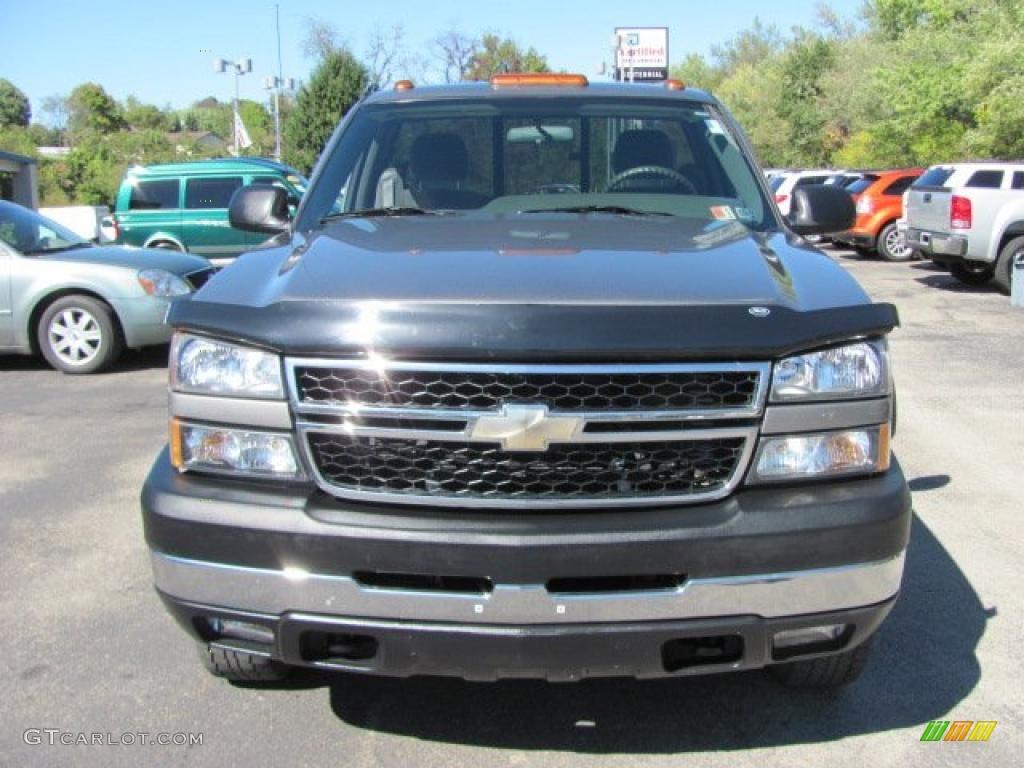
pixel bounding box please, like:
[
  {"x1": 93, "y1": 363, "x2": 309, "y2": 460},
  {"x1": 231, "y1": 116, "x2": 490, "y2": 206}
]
[{"x1": 1, "y1": 249, "x2": 1020, "y2": 767}]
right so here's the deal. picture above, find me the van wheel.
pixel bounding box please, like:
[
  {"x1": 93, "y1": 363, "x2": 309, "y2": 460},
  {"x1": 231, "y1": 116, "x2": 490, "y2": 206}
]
[
  {"x1": 769, "y1": 638, "x2": 874, "y2": 688},
  {"x1": 878, "y1": 222, "x2": 913, "y2": 262},
  {"x1": 197, "y1": 644, "x2": 289, "y2": 682},
  {"x1": 151, "y1": 241, "x2": 182, "y2": 251},
  {"x1": 950, "y1": 261, "x2": 994, "y2": 286},
  {"x1": 37, "y1": 295, "x2": 123, "y2": 374},
  {"x1": 993, "y1": 235, "x2": 1024, "y2": 294}
]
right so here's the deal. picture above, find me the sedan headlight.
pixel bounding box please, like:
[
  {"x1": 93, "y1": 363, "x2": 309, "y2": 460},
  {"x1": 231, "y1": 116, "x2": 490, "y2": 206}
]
[
  {"x1": 171, "y1": 333, "x2": 284, "y2": 399},
  {"x1": 170, "y1": 420, "x2": 302, "y2": 478},
  {"x1": 771, "y1": 341, "x2": 888, "y2": 402},
  {"x1": 138, "y1": 269, "x2": 192, "y2": 297},
  {"x1": 750, "y1": 425, "x2": 890, "y2": 483}
]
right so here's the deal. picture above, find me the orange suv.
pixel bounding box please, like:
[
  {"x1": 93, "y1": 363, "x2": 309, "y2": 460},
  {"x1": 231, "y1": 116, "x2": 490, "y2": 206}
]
[{"x1": 834, "y1": 169, "x2": 923, "y2": 261}]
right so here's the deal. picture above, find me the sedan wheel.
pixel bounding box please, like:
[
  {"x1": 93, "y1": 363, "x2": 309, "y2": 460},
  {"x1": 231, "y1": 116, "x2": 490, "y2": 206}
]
[
  {"x1": 878, "y1": 222, "x2": 913, "y2": 262},
  {"x1": 37, "y1": 295, "x2": 123, "y2": 374}
]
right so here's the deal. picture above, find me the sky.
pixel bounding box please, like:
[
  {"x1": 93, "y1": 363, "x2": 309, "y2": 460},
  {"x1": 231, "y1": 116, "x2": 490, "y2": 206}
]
[{"x1": 1, "y1": 0, "x2": 866, "y2": 123}]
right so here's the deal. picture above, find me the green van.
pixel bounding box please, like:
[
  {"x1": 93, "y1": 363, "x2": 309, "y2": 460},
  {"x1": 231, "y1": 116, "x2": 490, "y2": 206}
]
[{"x1": 109, "y1": 158, "x2": 307, "y2": 265}]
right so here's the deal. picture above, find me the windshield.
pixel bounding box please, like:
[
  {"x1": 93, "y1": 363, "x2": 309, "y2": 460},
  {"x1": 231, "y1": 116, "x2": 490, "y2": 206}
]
[
  {"x1": 0, "y1": 201, "x2": 90, "y2": 254},
  {"x1": 299, "y1": 96, "x2": 775, "y2": 231}
]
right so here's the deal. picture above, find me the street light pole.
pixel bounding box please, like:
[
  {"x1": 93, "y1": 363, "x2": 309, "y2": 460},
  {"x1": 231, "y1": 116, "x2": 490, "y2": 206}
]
[{"x1": 214, "y1": 56, "x2": 251, "y2": 155}]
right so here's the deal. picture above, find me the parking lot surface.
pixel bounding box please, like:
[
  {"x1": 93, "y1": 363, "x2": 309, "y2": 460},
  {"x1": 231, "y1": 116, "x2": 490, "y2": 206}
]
[{"x1": 1, "y1": 250, "x2": 1020, "y2": 767}]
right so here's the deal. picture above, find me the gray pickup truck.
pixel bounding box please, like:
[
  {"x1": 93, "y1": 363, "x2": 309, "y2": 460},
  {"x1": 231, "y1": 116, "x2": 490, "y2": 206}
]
[
  {"x1": 905, "y1": 162, "x2": 1024, "y2": 291},
  {"x1": 141, "y1": 75, "x2": 910, "y2": 691}
]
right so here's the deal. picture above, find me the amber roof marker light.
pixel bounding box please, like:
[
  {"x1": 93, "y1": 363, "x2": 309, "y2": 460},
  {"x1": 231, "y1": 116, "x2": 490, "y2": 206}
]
[
  {"x1": 490, "y1": 73, "x2": 589, "y2": 87},
  {"x1": 665, "y1": 79, "x2": 686, "y2": 90},
  {"x1": 394, "y1": 80, "x2": 415, "y2": 91}
]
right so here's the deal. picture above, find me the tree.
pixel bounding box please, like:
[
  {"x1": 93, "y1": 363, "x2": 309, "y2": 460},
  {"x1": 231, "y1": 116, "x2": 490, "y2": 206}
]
[
  {"x1": 710, "y1": 18, "x2": 783, "y2": 74},
  {"x1": 0, "y1": 79, "x2": 31, "y2": 128},
  {"x1": 124, "y1": 96, "x2": 172, "y2": 131},
  {"x1": 431, "y1": 30, "x2": 478, "y2": 83},
  {"x1": 302, "y1": 17, "x2": 342, "y2": 61},
  {"x1": 669, "y1": 54, "x2": 722, "y2": 92},
  {"x1": 463, "y1": 34, "x2": 549, "y2": 81},
  {"x1": 776, "y1": 35, "x2": 836, "y2": 166},
  {"x1": 284, "y1": 49, "x2": 369, "y2": 173},
  {"x1": 68, "y1": 83, "x2": 124, "y2": 139}
]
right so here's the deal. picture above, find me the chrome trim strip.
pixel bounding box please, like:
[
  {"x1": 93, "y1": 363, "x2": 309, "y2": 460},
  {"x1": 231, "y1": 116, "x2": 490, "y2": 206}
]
[
  {"x1": 286, "y1": 358, "x2": 772, "y2": 419},
  {"x1": 151, "y1": 551, "x2": 905, "y2": 625},
  {"x1": 169, "y1": 392, "x2": 293, "y2": 429},
  {"x1": 297, "y1": 426, "x2": 758, "y2": 509},
  {"x1": 761, "y1": 398, "x2": 891, "y2": 435}
]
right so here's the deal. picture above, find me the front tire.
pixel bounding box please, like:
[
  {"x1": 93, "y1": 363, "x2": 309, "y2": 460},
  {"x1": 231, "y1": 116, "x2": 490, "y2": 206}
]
[
  {"x1": 769, "y1": 638, "x2": 874, "y2": 688},
  {"x1": 877, "y1": 221, "x2": 914, "y2": 262},
  {"x1": 197, "y1": 644, "x2": 290, "y2": 683},
  {"x1": 950, "y1": 261, "x2": 994, "y2": 286},
  {"x1": 37, "y1": 295, "x2": 123, "y2": 374}
]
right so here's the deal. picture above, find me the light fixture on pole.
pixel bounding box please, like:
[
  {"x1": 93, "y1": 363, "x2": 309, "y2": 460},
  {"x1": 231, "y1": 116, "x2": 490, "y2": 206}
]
[
  {"x1": 214, "y1": 56, "x2": 252, "y2": 155},
  {"x1": 264, "y1": 75, "x2": 296, "y2": 163}
]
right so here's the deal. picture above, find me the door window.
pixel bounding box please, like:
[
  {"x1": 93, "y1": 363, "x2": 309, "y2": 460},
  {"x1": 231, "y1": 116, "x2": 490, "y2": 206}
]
[
  {"x1": 185, "y1": 177, "x2": 243, "y2": 209},
  {"x1": 129, "y1": 179, "x2": 180, "y2": 210}
]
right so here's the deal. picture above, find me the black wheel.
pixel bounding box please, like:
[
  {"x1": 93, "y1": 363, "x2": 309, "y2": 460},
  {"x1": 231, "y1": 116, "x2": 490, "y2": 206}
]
[
  {"x1": 37, "y1": 295, "x2": 123, "y2": 374},
  {"x1": 993, "y1": 235, "x2": 1024, "y2": 294},
  {"x1": 197, "y1": 644, "x2": 289, "y2": 682},
  {"x1": 877, "y1": 221, "x2": 914, "y2": 262},
  {"x1": 950, "y1": 261, "x2": 994, "y2": 286},
  {"x1": 769, "y1": 638, "x2": 874, "y2": 688},
  {"x1": 151, "y1": 241, "x2": 182, "y2": 251}
]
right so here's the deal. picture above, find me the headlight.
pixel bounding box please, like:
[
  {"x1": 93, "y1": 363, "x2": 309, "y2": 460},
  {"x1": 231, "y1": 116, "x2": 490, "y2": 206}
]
[
  {"x1": 138, "y1": 269, "x2": 192, "y2": 297},
  {"x1": 171, "y1": 333, "x2": 284, "y2": 399},
  {"x1": 170, "y1": 419, "x2": 302, "y2": 478},
  {"x1": 749, "y1": 425, "x2": 890, "y2": 483},
  {"x1": 771, "y1": 341, "x2": 888, "y2": 402}
]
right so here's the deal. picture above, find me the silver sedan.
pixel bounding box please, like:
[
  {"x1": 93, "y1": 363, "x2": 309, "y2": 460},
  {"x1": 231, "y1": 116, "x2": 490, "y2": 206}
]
[{"x1": 0, "y1": 200, "x2": 213, "y2": 373}]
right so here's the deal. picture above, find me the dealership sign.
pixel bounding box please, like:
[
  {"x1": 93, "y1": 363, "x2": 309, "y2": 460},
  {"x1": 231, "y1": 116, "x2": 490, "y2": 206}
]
[{"x1": 614, "y1": 27, "x2": 669, "y2": 82}]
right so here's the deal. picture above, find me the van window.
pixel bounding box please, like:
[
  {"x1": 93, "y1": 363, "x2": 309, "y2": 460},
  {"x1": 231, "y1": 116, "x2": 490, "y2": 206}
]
[
  {"x1": 882, "y1": 176, "x2": 916, "y2": 196},
  {"x1": 1011, "y1": 172, "x2": 1024, "y2": 190},
  {"x1": 965, "y1": 170, "x2": 1003, "y2": 189},
  {"x1": 129, "y1": 179, "x2": 180, "y2": 210},
  {"x1": 185, "y1": 177, "x2": 243, "y2": 209}
]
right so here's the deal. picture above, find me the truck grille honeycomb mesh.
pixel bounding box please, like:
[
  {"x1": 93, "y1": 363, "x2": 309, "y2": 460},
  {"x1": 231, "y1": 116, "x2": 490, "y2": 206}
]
[{"x1": 295, "y1": 368, "x2": 760, "y2": 412}]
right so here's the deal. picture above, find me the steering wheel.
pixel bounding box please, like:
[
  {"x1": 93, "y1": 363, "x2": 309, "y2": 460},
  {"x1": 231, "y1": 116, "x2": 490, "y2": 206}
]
[{"x1": 603, "y1": 165, "x2": 697, "y2": 194}]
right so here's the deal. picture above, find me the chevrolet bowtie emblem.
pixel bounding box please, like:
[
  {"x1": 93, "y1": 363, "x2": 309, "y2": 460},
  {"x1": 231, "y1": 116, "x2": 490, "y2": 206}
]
[{"x1": 468, "y1": 404, "x2": 583, "y2": 452}]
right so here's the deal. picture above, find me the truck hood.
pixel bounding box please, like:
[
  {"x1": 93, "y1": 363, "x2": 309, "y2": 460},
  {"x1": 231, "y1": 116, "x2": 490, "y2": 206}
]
[
  {"x1": 171, "y1": 214, "x2": 898, "y2": 360},
  {"x1": 38, "y1": 245, "x2": 210, "y2": 275}
]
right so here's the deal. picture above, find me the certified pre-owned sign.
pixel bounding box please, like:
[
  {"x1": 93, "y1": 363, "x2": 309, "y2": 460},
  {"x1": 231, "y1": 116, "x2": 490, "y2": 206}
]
[{"x1": 615, "y1": 27, "x2": 669, "y2": 82}]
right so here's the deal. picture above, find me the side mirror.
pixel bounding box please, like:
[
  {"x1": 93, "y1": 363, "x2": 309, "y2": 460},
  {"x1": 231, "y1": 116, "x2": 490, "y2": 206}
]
[
  {"x1": 228, "y1": 186, "x2": 291, "y2": 235},
  {"x1": 785, "y1": 185, "x2": 855, "y2": 236}
]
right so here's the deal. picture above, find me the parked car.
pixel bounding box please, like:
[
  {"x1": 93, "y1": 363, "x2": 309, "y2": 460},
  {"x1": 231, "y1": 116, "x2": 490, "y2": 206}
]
[
  {"x1": 107, "y1": 158, "x2": 308, "y2": 266},
  {"x1": 833, "y1": 169, "x2": 923, "y2": 261},
  {"x1": 142, "y1": 74, "x2": 908, "y2": 690},
  {"x1": 769, "y1": 169, "x2": 834, "y2": 216},
  {"x1": 905, "y1": 162, "x2": 1024, "y2": 290},
  {"x1": 823, "y1": 171, "x2": 865, "y2": 189},
  {"x1": 0, "y1": 200, "x2": 212, "y2": 373}
]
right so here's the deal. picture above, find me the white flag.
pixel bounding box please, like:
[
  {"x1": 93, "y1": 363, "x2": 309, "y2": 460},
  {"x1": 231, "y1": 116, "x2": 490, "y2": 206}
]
[{"x1": 233, "y1": 109, "x2": 253, "y2": 150}]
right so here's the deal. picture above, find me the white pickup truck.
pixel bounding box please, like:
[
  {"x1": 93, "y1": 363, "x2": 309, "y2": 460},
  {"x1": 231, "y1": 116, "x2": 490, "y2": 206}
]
[{"x1": 904, "y1": 162, "x2": 1024, "y2": 292}]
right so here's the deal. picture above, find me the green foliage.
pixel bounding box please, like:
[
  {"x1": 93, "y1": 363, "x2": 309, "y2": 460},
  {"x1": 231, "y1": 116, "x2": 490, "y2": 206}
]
[
  {"x1": 124, "y1": 96, "x2": 173, "y2": 131},
  {"x1": 677, "y1": 0, "x2": 1024, "y2": 168},
  {"x1": 284, "y1": 49, "x2": 369, "y2": 174},
  {"x1": 463, "y1": 35, "x2": 549, "y2": 81},
  {"x1": 68, "y1": 83, "x2": 124, "y2": 138},
  {"x1": 0, "y1": 79, "x2": 31, "y2": 127}
]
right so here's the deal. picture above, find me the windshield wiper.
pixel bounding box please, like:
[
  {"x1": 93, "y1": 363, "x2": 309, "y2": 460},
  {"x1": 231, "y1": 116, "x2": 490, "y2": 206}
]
[
  {"x1": 520, "y1": 205, "x2": 673, "y2": 217},
  {"x1": 22, "y1": 242, "x2": 93, "y2": 255},
  {"x1": 321, "y1": 207, "x2": 451, "y2": 222}
]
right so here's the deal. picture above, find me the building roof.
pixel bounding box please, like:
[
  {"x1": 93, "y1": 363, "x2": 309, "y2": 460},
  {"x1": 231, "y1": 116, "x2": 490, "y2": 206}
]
[{"x1": 0, "y1": 149, "x2": 37, "y2": 166}]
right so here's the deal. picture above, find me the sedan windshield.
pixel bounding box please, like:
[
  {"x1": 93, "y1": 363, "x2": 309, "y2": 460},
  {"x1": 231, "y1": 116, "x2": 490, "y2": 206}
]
[
  {"x1": 0, "y1": 201, "x2": 90, "y2": 255},
  {"x1": 299, "y1": 96, "x2": 775, "y2": 231}
]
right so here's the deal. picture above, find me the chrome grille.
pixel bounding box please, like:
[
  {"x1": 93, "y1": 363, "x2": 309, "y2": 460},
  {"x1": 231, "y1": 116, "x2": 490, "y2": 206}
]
[
  {"x1": 308, "y1": 434, "x2": 747, "y2": 502},
  {"x1": 288, "y1": 360, "x2": 768, "y2": 508},
  {"x1": 294, "y1": 366, "x2": 761, "y2": 412}
]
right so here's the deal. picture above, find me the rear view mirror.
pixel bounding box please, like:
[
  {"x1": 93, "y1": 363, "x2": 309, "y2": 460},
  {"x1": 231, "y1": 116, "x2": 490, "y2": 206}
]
[
  {"x1": 786, "y1": 185, "x2": 855, "y2": 236},
  {"x1": 507, "y1": 125, "x2": 575, "y2": 144},
  {"x1": 228, "y1": 186, "x2": 291, "y2": 235}
]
